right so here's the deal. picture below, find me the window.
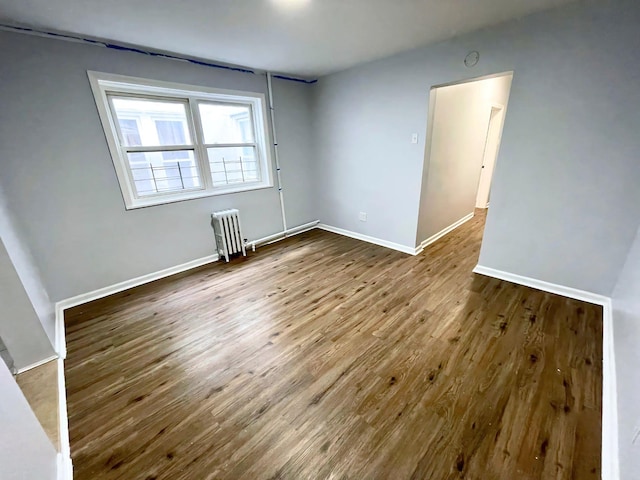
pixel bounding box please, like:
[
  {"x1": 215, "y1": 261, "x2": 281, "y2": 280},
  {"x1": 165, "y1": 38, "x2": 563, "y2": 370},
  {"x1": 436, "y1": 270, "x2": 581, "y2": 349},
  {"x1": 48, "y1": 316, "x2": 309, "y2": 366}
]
[{"x1": 88, "y1": 72, "x2": 273, "y2": 209}]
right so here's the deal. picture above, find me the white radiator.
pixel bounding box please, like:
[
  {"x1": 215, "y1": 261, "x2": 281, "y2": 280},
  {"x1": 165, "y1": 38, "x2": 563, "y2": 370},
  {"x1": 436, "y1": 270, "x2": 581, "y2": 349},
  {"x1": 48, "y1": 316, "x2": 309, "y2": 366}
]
[{"x1": 211, "y1": 209, "x2": 247, "y2": 262}]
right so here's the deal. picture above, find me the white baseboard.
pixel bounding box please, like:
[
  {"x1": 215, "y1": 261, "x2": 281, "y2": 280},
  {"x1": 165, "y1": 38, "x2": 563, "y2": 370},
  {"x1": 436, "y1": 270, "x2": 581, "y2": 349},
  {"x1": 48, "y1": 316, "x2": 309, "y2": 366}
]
[
  {"x1": 57, "y1": 357, "x2": 73, "y2": 479},
  {"x1": 415, "y1": 212, "x2": 475, "y2": 255},
  {"x1": 601, "y1": 299, "x2": 620, "y2": 480},
  {"x1": 317, "y1": 224, "x2": 416, "y2": 255},
  {"x1": 56, "y1": 453, "x2": 72, "y2": 480},
  {"x1": 15, "y1": 354, "x2": 58, "y2": 374},
  {"x1": 55, "y1": 305, "x2": 66, "y2": 360},
  {"x1": 249, "y1": 220, "x2": 320, "y2": 248},
  {"x1": 472, "y1": 265, "x2": 609, "y2": 305},
  {"x1": 54, "y1": 253, "x2": 219, "y2": 359},
  {"x1": 472, "y1": 265, "x2": 618, "y2": 480},
  {"x1": 56, "y1": 253, "x2": 220, "y2": 312}
]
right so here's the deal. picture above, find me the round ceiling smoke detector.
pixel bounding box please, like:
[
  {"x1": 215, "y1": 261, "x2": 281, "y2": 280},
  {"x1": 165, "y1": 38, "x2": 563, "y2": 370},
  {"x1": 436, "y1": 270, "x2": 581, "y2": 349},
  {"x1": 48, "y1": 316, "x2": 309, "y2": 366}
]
[{"x1": 464, "y1": 51, "x2": 480, "y2": 68}]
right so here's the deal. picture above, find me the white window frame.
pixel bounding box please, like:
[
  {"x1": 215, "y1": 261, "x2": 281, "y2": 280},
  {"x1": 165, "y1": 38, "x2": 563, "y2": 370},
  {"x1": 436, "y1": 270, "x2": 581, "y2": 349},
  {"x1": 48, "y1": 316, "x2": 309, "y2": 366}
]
[{"x1": 88, "y1": 71, "x2": 274, "y2": 209}]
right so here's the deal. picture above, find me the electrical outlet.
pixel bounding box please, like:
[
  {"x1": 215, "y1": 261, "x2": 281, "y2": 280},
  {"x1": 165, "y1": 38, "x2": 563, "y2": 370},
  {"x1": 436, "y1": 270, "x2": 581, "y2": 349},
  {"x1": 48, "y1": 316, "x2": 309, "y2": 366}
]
[
  {"x1": 411, "y1": 133, "x2": 419, "y2": 144},
  {"x1": 359, "y1": 212, "x2": 367, "y2": 222}
]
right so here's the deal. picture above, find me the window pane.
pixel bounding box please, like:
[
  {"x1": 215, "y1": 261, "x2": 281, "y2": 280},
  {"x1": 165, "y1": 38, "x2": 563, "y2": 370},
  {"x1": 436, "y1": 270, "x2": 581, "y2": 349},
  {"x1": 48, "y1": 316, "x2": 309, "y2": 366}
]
[
  {"x1": 111, "y1": 97, "x2": 192, "y2": 146},
  {"x1": 207, "y1": 146, "x2": 260, "y2": 186},
  {"x1": 155, "y1": 120, "x2": 187, "y2": 146},
  {"x1": 127, "y1": 150, "x2": 201, "y2": 196},
  {"x1": 118, "y1": 119, "x2": 142, "y2": 146},
  {"x1": 199, "y1": 103, "x2": 254, "y2": 144}
]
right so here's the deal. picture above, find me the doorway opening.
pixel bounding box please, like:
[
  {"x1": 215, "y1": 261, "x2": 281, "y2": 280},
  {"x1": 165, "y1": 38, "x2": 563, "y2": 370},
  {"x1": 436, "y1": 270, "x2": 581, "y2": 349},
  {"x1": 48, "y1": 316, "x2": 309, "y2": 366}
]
[
  {"x1": 415, "y1": 71, "x2": 513, "y2": 250},
  {"x1": 476, "y1": 104, "x2": 505, "y2": 209}
]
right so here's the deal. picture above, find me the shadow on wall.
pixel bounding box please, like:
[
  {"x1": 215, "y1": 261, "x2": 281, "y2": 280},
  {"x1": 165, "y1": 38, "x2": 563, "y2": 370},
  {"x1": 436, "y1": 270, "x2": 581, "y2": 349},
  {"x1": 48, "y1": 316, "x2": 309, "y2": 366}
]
[{"x1": 0, "y1": 336, "x2": 14, "y2": 372}]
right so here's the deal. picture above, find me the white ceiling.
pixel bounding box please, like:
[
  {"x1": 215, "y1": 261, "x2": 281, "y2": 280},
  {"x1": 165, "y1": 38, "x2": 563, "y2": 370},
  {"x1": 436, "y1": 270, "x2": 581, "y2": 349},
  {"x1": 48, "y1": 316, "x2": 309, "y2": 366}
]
[{"x1": 0, "y1": 0, "x2": 574, "y2": 77}]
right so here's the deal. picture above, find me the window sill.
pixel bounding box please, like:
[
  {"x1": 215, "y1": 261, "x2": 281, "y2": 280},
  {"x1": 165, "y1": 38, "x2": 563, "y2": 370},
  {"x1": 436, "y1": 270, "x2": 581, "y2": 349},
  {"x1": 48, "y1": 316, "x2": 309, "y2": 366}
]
[{"x1": 123, "y1": 182, "x2": 274, "y2": 210}]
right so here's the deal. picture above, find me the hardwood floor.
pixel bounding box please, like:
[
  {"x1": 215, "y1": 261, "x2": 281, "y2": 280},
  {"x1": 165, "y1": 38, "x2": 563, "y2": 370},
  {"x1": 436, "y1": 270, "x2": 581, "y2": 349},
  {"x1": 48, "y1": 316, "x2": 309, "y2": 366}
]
[
  {"x1": 16, "y1": 359, "x2": 60, "y2": 450},
  {"x1": 64, "y1": 210, "x2": 602, "y2": 479}
]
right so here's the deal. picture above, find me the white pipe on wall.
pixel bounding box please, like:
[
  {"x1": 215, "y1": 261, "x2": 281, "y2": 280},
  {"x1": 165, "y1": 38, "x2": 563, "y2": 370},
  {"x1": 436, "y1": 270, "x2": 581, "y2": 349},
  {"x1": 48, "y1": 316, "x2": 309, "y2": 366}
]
[
  {"x1": 266, "y1": 72, "x2": 288, "y2": 235},
  {"x1": 249, "y1": 220, "x2": 320, "y2": 251}
]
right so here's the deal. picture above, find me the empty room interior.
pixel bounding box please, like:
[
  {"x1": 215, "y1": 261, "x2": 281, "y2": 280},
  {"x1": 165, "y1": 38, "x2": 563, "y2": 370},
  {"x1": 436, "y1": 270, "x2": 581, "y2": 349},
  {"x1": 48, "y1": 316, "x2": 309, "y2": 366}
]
[{"x1": 0, "y1": 0, "x2": 639, "y2": 479}]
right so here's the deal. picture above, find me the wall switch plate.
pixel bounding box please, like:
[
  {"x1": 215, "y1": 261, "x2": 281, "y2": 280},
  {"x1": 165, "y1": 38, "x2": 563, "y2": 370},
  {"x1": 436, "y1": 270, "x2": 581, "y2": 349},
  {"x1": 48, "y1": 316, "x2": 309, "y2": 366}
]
[
  {"x1": 411, "y1": 133, "x2": 419, "y2": 144},
  {"x1": 359, "y1": 212, "x2": 367, "y2": 222}
]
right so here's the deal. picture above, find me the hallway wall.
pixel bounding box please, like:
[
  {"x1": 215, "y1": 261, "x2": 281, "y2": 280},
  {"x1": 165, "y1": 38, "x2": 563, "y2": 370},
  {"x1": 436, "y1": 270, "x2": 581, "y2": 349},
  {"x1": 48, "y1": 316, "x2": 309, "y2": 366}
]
[
  {"x1": 0, "y1": 182, "x2": 56, "y2": 348},
  {"x1": 416, "y1": 74, "x2": 511, "y2": 244},
  {"x1": 611, "y1": 223, "x2": 640, "y2": 479},
  {"x1": 0, "y1": 345, "x2": 57, "y2": 480},
  {"x1": 0, "y1": 238, "x2": 56, "y2": 370}
]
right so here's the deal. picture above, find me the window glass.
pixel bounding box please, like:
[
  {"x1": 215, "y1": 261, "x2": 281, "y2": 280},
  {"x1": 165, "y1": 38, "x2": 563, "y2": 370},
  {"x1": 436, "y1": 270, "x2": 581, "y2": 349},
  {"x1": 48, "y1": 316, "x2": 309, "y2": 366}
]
[
  {"x1": 118, "y1": 119, "x2": 142, "y2": 146},
  {"x1": 111, "y1": 97, "x2": 192, "y2": 146},
  {"x1": 199, "y1": 103, "x2": 254, "y2": 144},
  {"x1": 155, "y1": 120, "x2": 186, "y2": 145},
  {"x1": 127, "y1": 151, "x2": 200, "y2": 196},
  {"x1": 207, "y1": 146, "x2": 260, "y2": 186}
]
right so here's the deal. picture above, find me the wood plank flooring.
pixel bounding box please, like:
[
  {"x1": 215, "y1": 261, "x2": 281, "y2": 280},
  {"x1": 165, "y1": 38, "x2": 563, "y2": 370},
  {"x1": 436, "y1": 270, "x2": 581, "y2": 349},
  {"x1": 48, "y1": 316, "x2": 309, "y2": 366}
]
[
  {"x1": 16, "y1": 359, "x2": 60, "y2": 450},
  {"x1": 64, "y1": 210, "x2": 602, "y2": 479}
]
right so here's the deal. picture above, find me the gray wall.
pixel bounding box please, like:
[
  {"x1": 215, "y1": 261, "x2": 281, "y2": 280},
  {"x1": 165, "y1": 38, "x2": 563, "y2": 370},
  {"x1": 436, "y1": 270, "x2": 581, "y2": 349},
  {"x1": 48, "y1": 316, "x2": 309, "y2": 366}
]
[
  {"x1": 0, "y1": 31, "x2": 316, "y2": 302},
  {"x1": 0, "y1": 237, "x2": 55, "y2": 370},
  {"x1": 612, "y1": 223, "x2": 640, "y2": 479},
  {"x1": 0, "y1": 179, "x2": 56, "y2": 368},
  {"x1": 312, "y1": 0, "x2": 640, "y2": 295},
  {"x1": 0, "y1": 182, "x2": 56, "y2": 347},
  {"x1": 272, "y1": 79, "x2": 317, "y2": 229},
  {"x1": 0, "y1": 358, "x2": 57, "y2": 480},
  {"x1": 0, "y1": 336, "x2": 14, "y2": 371},
  {"x1": 416, "y1": 74, "x2": 512, "y2": 243},
  {"x1": 311, "y1": 54, "x2": 425, "y2": 249}
]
